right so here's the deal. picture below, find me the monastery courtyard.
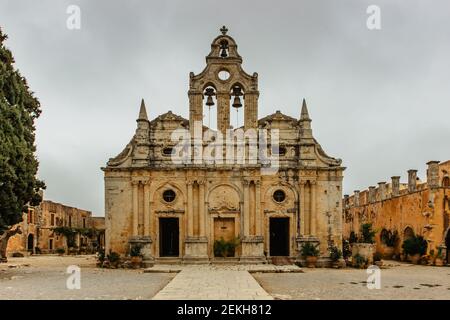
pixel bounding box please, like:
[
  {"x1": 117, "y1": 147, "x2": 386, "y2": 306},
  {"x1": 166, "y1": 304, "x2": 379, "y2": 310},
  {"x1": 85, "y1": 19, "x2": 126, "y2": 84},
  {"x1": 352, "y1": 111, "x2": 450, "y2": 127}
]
[{"x1": 0, "y1": 255, "x2": 449, "y2": 300}]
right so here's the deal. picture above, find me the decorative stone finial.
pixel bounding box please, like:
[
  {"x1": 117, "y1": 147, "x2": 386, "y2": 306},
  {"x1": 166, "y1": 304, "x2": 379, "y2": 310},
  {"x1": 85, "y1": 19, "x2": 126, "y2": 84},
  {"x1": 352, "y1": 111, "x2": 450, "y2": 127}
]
[
  {"x1": 138, "y1": 98, "x2": 148, "y2": 121},
  {"x1": 300, "y1": 98, "x2": 311, "y2": 121},
  {"x1": 220, "y1": 26, "x2": 228, "y2": 35}
]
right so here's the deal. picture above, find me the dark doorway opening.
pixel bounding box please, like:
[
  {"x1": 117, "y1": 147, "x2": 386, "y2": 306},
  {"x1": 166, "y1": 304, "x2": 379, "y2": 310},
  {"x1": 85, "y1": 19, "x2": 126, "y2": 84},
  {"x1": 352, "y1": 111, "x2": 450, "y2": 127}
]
[
  {"x1": 159, "y1": 218, "x2": 179, "y2": 257},
  {"x1": 270, "y1": 217, "x2": 289, "y2": 256},
  {"x1": 446, "y1": 229, "x2": 450, "y2": 264},
  {"x1": 27, "y1": 234, "x2": 34, "y2": 252}
]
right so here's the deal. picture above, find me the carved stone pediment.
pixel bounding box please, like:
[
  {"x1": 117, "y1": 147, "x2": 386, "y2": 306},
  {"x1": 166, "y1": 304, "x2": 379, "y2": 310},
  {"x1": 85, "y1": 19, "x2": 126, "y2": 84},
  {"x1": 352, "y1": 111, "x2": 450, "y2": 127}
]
[{"x1": 208, "y1": 185, "x2": 240, "y2": 211}]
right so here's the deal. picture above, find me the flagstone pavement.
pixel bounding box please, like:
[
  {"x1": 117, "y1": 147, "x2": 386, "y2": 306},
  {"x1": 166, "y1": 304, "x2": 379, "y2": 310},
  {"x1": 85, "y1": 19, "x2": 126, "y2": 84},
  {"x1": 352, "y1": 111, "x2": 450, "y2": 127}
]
[{"x1": 152, "y1": 265, "x2": 274, "y2": 300}]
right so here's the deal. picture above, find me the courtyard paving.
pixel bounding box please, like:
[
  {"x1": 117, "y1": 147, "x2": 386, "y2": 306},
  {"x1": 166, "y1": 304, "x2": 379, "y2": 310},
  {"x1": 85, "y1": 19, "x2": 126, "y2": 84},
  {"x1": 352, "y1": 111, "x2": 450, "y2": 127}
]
[
  {"x1": 152, "y1": 265, "x2": 273, "y2": 300},
  {"x1": 1, "y1": 256, "x2": 449, "y2": 300},
  {"x1": 0, "y1": 255, "x2": 174, "y2": 300},
  {"x1": 253, "y1": 263, "x2": 450, "y2": 300}
]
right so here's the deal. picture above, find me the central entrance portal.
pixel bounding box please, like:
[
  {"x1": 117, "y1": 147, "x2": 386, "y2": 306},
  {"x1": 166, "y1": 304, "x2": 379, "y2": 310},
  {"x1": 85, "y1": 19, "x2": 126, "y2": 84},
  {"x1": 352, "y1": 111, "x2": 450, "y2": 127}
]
[
  {"x1": 159, "y1": 218, "x2": 179, "y2": 257},
  {"x1": 269, "y1": 217, "x2": 289, "y2": 256}
]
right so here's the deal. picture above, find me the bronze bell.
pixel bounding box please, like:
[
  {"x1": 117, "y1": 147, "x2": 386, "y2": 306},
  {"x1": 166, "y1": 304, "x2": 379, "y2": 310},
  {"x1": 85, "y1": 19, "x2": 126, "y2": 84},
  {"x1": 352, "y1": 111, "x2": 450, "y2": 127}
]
[
  {"x1": 220, "y1": 48, "x2": 228, "y2": 58},
  {"x1": 232, "y1": 96, "x2": 242, "y2": 108},
  {"x1": 206, "y1": 95, "x2": 214, "y2": 107}
]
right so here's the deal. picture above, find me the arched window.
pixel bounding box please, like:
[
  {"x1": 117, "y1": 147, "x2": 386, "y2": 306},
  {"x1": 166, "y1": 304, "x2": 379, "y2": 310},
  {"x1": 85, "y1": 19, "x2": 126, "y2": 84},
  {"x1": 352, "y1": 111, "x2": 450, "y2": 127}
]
[
  {"x1": 219, "y1": 39, "x2": 229, "y2": 58},
  {"x1": 442, "y1": 177, "x2": 450, "y2": 187},
  {"x1": 203, "y1": 86, "x2": 217, "y2": 130},
  {"x1": 230, "y1": 85, "x2": 244, "y2": 129},
  {"x1": 380, "y1": 229, "x2": 389, "y2": 244}
]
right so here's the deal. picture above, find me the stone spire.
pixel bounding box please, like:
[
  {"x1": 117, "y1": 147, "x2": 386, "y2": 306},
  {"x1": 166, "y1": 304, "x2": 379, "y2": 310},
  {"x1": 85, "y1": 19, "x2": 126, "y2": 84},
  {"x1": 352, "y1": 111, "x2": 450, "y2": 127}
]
[
  {"x1": 299, "y1": 98, "x2": 313, "y2": 139},
  {"x1": 300, "y1": 98, "x2": 311, "y2": 121},
  {"x1": 137, "y1": 98, "x2": 148, "y2": 121}
]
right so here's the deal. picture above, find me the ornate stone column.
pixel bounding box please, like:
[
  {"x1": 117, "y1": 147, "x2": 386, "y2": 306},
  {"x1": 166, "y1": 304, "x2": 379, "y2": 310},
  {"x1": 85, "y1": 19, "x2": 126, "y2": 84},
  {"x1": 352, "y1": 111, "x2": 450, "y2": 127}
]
[
  {"x1": 255, "y1": 180, "x2": 262, "y2": 236},
  {"x1": 129, "y1": 178, "x2": 153, "y2": 266},
  {"x1": 243, "y1": 179, "x2": 250, "y2": 237},
  {"x1": 143, "y1": 180, "x2": 151, "y2": 236},
  {"x1": 198, "y1": 180, "x2": 206, "y2": 237},
  {"x1": 310, "y1": 180, "x2": 317, "y2": 236},
  {"x1": 217, "y1": 92, "x2": 230, "y2": 135},
  {"x1": 131, "y1": 180, "x2": 139, "y2": 236},
  {"x1": 240, "y1": 178, "x2": 265, "y2": 263},
  {"x1": 244, "y1": 91, "x2": 258, "y2": 130},
  {"x1": 299, "y1": 180, "x2": 306, "y2": 235},
  {"x1": 183, "y1": 178, "x2": 208, "y2": 263},
  {"x1": 189, "y1": 91, "x2": 203, "y2": 136},
  {"x1": 187, "y1": 180, "x2": 194, "y2": 237}
]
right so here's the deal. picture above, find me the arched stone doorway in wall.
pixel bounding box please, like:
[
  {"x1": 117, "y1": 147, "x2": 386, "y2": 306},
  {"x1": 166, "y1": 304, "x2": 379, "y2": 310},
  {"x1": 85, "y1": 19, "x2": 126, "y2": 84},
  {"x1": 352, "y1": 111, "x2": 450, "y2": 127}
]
[
  {"x1": 207, "y1": 184, "x2": 241, "y2": 258},
  {"x1": 403, "y1": 226, "x2": 415, "y2": 241},
  {"x1": 446, "y1": 229, "x2": 450, "y2": 263},
  {"x1": 27, "y1": 234, "x2": 34, "y2": 253}
]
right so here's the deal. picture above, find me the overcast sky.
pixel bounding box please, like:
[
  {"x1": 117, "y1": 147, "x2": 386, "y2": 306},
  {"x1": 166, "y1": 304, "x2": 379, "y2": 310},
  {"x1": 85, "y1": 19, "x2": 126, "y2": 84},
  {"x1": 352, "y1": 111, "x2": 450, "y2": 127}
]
[{"x1": 1, "y1": 0, "x2": 449, "y2": 216}]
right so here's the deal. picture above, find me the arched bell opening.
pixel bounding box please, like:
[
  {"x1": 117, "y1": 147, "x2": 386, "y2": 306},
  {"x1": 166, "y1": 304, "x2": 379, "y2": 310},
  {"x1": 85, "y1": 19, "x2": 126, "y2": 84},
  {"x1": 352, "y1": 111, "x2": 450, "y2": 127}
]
[
  {"x1": 230, "y1": 84, "x2": 245, "y2": 129},
  {"x1": 203, "y1": 86, "x2": 217, "y2": 130},
  {"x1": 219, "y1": 39, "x2": 229, "y2": 58}
]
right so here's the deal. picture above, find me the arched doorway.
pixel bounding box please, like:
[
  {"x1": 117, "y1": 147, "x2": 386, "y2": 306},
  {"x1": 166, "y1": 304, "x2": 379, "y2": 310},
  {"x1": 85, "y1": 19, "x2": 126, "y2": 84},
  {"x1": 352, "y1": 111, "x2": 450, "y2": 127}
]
[
  {"x1": 27, "y1": 234, "x2": 34, "y2": 252},
  {"x1": 403, "y1": 226, "x2": 414, "y2": 241},
  {"x1": 446, "y1": 229, "x2": 450, "y2": 263}
]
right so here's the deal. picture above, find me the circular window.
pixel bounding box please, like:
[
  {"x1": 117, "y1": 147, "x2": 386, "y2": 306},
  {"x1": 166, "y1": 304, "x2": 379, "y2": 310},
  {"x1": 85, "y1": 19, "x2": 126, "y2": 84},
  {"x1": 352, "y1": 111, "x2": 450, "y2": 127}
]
[
  {"x1": 163, "y1": 189, "x2": 176, "y2": 203},
  {"x1": 273, "y1": 190, "x2": 286, "y2": 203},
  {"x1": 218, "y1": 70, "x2": 230, "y2": 81}
]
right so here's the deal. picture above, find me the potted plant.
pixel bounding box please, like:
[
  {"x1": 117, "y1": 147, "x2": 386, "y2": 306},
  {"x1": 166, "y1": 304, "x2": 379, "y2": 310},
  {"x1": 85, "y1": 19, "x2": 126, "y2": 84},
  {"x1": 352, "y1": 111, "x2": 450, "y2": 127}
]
[
  {"x1": 56, "y1": 247, "x2": 65, "y2": 256},
  {"x1": 342, "y1": 239, "x2": 352, "y2": 264},
  {"x1": 353, "y1": 253, "x2": 367, "y2": 269},
  {"x1": 214, "y1": 237, "x2": 240, "y2": 258},
  {"x1": 352, "y1": 223, "x2": 376, "y2": 265},
  {"x1": 329, "y1": 245, "x2": 344, "y2": 268},
  {"x1": 434, "y1": 247, "x2": 444, "y2": 267},
  {"x1": 380, "y1": 230, "x2": 398, "y2": 259},
  {"x1": 97, "y1": 249, "x2": 105, "y2": 268},
  {"x1": 130, "y1": 244, "x2": 143, "y2": 268},
  {"x1": 301, "y1": 242, "x2": 320, "y2": 268},
  {"x1": 107, "y1": 251, "x2": 121, "y2": 268},
  {"x1": 373, "y1": 252, "x2": 383, "y2": 267},
  {"x1": 402, "y1": 235, "x2": 427, "y2": 264}
]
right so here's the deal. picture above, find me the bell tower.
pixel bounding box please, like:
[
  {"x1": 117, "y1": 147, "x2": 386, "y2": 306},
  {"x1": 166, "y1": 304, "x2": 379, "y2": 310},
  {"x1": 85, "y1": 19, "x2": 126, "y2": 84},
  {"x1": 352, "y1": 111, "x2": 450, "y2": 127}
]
[{"x1": 188, "y1": 26, "x2": 259, "y2": 134}]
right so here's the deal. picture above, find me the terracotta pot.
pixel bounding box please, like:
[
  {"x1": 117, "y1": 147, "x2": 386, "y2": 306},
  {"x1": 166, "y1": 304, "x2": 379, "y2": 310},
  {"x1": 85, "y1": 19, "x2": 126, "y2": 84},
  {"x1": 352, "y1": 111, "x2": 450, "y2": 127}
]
[
  {"x1": 409, "y1": 254, "x2": 421, "y2": 264},
  {"x1": 305, "y1": 256, "x2": 318, "y2": 268},
  {"x1": 383, "y1": 247, "x2": 394, "y2": 260},
  {"x1": 434, "y1": 258, "x2": 444, "y2": 267},
  {"x1": 131, "y1": 256, "x2": 143, "y2": 268}
]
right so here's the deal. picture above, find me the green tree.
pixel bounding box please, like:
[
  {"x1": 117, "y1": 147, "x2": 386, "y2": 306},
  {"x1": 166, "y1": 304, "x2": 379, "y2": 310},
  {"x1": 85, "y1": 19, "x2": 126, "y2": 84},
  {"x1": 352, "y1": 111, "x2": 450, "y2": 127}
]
[{"x1": 0, "y1": 28, "x2": 45, "y2": 262}]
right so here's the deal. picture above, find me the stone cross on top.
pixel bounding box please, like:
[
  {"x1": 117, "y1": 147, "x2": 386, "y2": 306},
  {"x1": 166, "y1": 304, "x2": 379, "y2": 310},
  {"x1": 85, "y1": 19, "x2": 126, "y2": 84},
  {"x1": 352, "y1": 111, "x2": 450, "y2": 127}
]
[{"x1": 220, "y1": 26, "x2": 228, "y2": 35}]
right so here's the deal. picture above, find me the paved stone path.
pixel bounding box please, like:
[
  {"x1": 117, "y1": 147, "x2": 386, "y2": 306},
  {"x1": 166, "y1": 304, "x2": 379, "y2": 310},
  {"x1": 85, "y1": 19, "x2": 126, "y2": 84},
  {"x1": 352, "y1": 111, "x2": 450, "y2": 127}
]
[{"x1": 152, "y1": 265, "x2": 273, "y2": 300}]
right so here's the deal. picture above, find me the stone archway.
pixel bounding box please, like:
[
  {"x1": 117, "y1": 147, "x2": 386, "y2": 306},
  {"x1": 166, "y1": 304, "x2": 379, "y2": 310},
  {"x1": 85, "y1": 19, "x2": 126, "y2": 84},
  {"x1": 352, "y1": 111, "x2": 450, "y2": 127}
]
[
  {"x1": 27, "y1": 234, "x2": 34, "y2": 252},
  {"x1": 403, "y1": 226, "x2": 415, "y2": 241},
  {"x1": 445, "y1": 228, "x2": 450, "y2": 263}
]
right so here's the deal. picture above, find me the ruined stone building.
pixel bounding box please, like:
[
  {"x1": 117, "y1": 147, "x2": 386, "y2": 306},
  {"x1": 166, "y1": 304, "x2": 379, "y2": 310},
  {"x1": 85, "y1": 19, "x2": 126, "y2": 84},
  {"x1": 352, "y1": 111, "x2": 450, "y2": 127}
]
[
  {"x1": 103, "y1": 27, "x2": 344, "y2": 265},
  {"x1": 7, "y1": 199, "x2": 105, "y2": 256},
  {"x1": 343, "y1": 160, "x2": 450, "y2": 261}
]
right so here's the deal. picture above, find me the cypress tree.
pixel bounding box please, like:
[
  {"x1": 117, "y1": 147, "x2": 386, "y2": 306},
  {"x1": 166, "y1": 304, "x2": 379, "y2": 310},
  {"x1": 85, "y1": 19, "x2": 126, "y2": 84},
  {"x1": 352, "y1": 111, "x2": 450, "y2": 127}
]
[{"x1": 0, "y1": 27, "x2": 45, "y2": 262}]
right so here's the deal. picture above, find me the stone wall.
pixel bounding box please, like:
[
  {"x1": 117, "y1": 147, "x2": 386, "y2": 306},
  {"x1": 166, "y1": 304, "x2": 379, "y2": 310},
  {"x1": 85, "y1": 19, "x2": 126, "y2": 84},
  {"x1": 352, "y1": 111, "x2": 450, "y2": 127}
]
[{"x1": 343, "y1": 160, "x2": 450, "y2": 258}]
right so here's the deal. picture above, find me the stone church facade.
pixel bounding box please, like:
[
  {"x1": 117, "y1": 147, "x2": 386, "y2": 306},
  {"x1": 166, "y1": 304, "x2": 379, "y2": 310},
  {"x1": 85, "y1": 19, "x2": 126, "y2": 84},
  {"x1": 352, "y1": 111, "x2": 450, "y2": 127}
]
[{"x1": 103, "y1": 27, "x2": 344, "y2": 265}]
